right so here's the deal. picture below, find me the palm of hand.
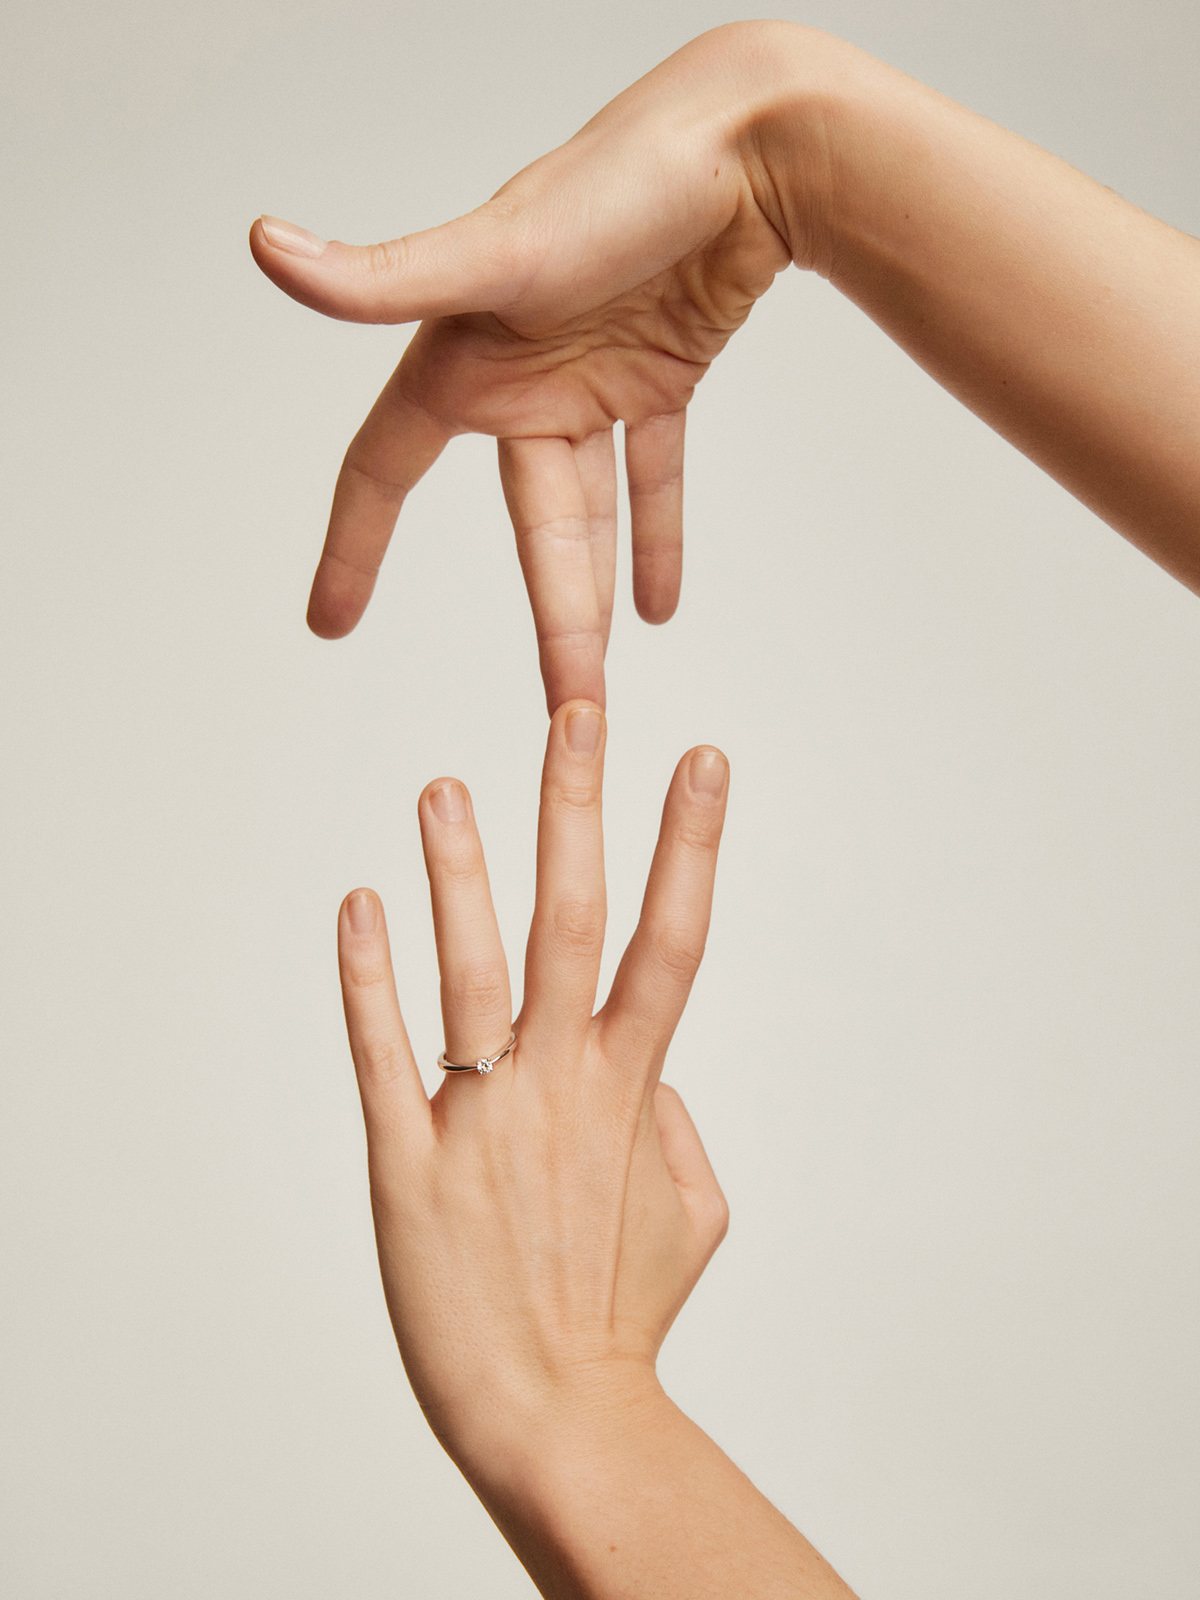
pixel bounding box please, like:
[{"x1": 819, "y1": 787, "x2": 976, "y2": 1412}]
[
  {"x1": 393, "y1": 213, "x2": 791, "y2": 440},
  {"x1": 322, "y1": 211, "x2": 792, "y2": 702},
  {"x1": 252, "y1": 29, "x2": 796, "y2": 695}
]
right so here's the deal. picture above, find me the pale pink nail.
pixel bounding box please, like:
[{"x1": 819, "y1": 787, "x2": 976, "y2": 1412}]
[
  {"x1": 259, "y1": 215, "x2": 327, "y2": 259},
  {"x1": 688, "y1": 748, "x2": 727, "y2": 798},
  {"x1": 347, "y1": 889, "x2": 377, "y2": 935},
  {"x1": 430, "y1": 781, "x2": 468, "y2": 824},
  {"x1": 565, "y1": 706, "x2": 603, "y2": 756}
]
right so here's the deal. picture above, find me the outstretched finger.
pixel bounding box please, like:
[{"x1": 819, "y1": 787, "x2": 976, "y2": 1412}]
[
  {"x1": 625, "y1": 410, "x2": 685, "y2": 624},
  {"x1": 601, "y1": 745, "x2": 728, "y2": 1073},
  {"x1": 418, "y1": 779, "x2": 513, "y2": 1074},
  {"x1": 574, "y1": 428, "x2": 619, "y2": 651},
  {"x1": 522, "y1": 701, "x2": 608, "y2": 1054},
  {"x1": 338, "y1": 889, "x2": 431, "y2": 1150},
  {"x1": 500, "y1": 436, "x2": 607, "y2": 713},
  {"x1": 308, "y1": 367, "x2": 455, "y2": 639}
]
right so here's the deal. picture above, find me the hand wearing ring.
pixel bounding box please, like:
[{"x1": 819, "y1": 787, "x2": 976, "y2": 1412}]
[
  {"x1": 335, "y1": 701, "x2": 732, "y2": 1574},
  {"x1": 438, "y1": 1030, "x2": 516, "y2": 1075}
]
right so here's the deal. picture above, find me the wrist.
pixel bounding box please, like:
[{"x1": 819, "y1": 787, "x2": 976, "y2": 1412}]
[
  {"x1": 442, "y1": 1357, "x2": 671, "y2": 1507},
  {"x1": 716, "y1": 21, "x2": 910, "y2": 278},
  {"x1": 451, "y1": 1367, "x2": 702, "y2": 1595}
]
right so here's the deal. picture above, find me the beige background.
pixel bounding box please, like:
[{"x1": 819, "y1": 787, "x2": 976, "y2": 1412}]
[{"x1": 2, "y1": 1, "x2": 1199, "y2": 1595}]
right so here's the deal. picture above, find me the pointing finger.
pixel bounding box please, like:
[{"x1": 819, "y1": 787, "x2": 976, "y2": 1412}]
[
  {"x1": 522, "y1": 701, "x2": 608, "y2": 1052},
  {"x1": 625, "y1": 409, "x2": 685, "y2": 625},
  {"x1": 574, "y1": 428, "x2": 619, "y2": 651},
  {"x1": 308, "y1": 369, "x2": 455, "y2": 639},
  {"x1": 500, "y1": 436, "x2": 607, "y2": 712}
]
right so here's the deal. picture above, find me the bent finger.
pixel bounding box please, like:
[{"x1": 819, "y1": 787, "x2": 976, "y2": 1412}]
[
  {"x1": 308, "y1": 369, "x2": 454, "y2": 639},
  {"x1": 625, "y1": 410, "x2": 685, "y2": 624},
  {"x1": 338, "y1": 889, "x2": 431, "y2": 1147},
  {"x1": 419, "y1": 779, "x2": 513, "y2": 1072},
  {"x1": 500, "y1": 436, "x2": 607, "y2": 712},
  {"x1": 601, "y1": 746, "x2": 728, "y2": 1071}
]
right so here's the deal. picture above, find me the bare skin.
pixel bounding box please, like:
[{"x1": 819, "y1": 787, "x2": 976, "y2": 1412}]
[
  {"x1": 252, "y1": 21, "x2": 1200, "y2": 710},
  {"x1": 339, "y1": 705, "x2": 859, "y2": 1598}
]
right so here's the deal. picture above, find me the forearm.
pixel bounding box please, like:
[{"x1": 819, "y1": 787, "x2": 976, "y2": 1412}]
[
  {"x1": 743, "y1": 23, "x2": 1200, "y2": 590},
  {"x1": 454, "y1": 1369, "x2": 857, "y2": 1600}
]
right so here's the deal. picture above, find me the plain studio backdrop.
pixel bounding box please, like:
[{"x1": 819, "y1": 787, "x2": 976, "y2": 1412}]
[{"x1": 2, "y1": 1, "x2": 1198, "y2": 1596}]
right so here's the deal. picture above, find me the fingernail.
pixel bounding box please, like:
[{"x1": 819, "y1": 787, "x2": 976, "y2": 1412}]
[
  {"x1": 688, "y1": 748, "x2": 727, "y2": 798},
  {"x1": 259, "y1": 215, "x2": 327, "y2": 259},
  {"x1": 430, "y1": 781, "x2": 467, "y2": 823},
  {"x1": 565, "y1": 706, "x2": 603, "y2": 756},
  {"x1": 347, "y1": 889, "x2": 377, "y2": 935}
]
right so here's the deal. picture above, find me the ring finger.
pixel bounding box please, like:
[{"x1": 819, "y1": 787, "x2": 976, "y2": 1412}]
[{"x1": 419, "y1": 777, "x2": 512, "y2": 1073}]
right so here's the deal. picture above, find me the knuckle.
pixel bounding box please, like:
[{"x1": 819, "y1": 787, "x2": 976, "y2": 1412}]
[
  {"x1": 367, "y1": 236, "x2": 408, "y2": 281},
  {"x1": 442, "y1": 959, "x2": 508, "y2": 1019},
  {"x1": 344, "y1": 955, "x2": 395, "y2": 994},
  {"x1": 651, "y1": 924, "x2": 706, "y2": 985},
  {"x1": 521, "y1": 512, "x2": 591, "y2": 547},
  {"x1": 549, "y1": 896, "x2": 606, "y2": 959},
  {"x1": 357, "y1": 1031, "x2": 409, "y2": 1088},
  {"x1": 549, "y1": 774, "x2": 600, "y2": 813},
  {"x1": 674, "y1": 811, "x2": 723, "y2": 855},
  {"x1": 438, "y1": 844, "x2": 486, "y2": 888},
  {"x1": 629, "y1": 464, "x2": 684, "y2": 497}
]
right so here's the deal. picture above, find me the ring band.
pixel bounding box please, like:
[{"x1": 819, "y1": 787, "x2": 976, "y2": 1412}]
[{"x1": 438, "y1": 1029, "x2": 516, "y2": 1076}]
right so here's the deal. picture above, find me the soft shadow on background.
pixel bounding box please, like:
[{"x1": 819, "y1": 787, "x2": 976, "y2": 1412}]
[{"x1": 2, "y1": 2, "x2": 1198, "y2": 1596}]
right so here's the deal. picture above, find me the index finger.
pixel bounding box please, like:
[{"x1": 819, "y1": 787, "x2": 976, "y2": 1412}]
[
  {"x1": 307, "y1": 368, "x2": 454, "y2": 638},
  {"x1": 600, "y1": 746, "x2": 729, "y2": 1076}
]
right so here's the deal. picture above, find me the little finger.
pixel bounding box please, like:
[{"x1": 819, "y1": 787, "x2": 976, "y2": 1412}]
[{"x1": 338, "y1": 888, "x2": 431, "y2": 1150}]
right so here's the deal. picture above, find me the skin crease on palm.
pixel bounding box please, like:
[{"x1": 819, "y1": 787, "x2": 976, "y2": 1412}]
[
  {"x1": 247, "y1": 17, "x2": 1200, "y2": 1599},
  {"x1": 248, "y1": 27, "x2": 803, "y2": 705},
  {"x1": 252, "y1": 16, "x2": 1200, "y2": 714}
]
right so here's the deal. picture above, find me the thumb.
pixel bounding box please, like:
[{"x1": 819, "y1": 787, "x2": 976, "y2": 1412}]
[
  {"x1": 654, "y1": 1083, "x2": 730, "y2": 1258},
  {"x1": 249, "y1": 203, "x2": 530, "y2": 325}
]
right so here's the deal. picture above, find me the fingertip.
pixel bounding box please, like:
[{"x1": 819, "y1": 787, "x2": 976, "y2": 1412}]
[
  {"x1": 686, "y1": 746, "x2": 728, "y2": 800},
  {"x1": 633, "y1": 567, "x2": 681, "y2": 625},
  {"x1": 421, "y1": 778, "x2": 470, "y2": 826},
  {"x1": 636, "y1": 596, "x2": 679, "y2": 625},
  {"x1": 562, "y1": 700, "x2": 606, "y2": 758},
  {"x1": 307, "y1": 557, "x2": 374, "y2": 639},
  {"x1": 342, "y1": 887, "x2": 381, "y2": 938},
  {"x1": 258, "y1": 214, "x2": 328, "y2": 259},
  {"x1": 248, "y1": 215, "x2": 284, "y2": 271},
  {"x1": 306, "y1": 598, "x2": 357, "y2": 640}
]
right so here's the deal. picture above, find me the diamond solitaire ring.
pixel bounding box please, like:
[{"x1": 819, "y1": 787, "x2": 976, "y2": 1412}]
[{"x1": 437, "y1": 1030, "x2": 516, "y2": 1076}]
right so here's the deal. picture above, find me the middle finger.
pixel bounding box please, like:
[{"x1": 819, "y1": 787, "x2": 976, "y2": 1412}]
[{"x1": 522, "y1": 700, "x2": 608, "y2": 1055}]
